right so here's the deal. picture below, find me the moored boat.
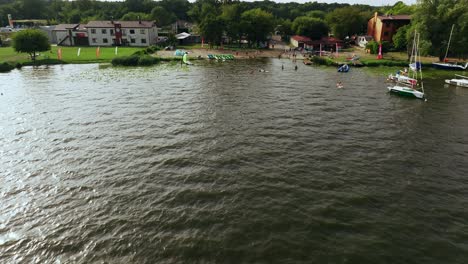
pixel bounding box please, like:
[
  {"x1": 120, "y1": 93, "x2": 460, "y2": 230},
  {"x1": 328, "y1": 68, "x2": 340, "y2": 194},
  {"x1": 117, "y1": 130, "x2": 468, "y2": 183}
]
[
  {"x1": 387, "y1": 85, "x2": 425, "y2": 99},
  {"x1": 445, "y1": 74, "x2": 468, "y2": 87},
  {"x1": 387, "y1": 31, "x2": 425, "y2": 100},
  {"x1": 337, "y1": 64, "x2": 349, "y2": 72}
]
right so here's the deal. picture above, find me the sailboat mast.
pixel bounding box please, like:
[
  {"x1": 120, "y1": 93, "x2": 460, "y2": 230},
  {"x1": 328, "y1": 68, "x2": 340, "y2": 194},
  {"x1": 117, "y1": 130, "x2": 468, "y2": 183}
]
[
  {"x1": 417, "y1": 32, "x2": 424, "y2": 94},
  {"x1": 444, "y1": 24, "x2": 455, "y2": 62}
]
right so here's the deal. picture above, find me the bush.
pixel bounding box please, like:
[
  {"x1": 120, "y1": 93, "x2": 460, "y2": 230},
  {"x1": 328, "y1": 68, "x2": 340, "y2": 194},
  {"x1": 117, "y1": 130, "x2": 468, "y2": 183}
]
[
  {"x1": 112, "y1": 55, "x2": 161, "y2": 67},
  {"x1": 0, "y1": 62, "x2": 15, "y2": 72},
  {"x1": 311, "y1": 56, "x2": 335, "y2": 66},
  {"x1": 138, "y1": 55, "x2": 160, "y2": 66},
  {"x1": 145, "y1": 45, "x2": 160, "y2": 54},
  {"x1": 366, "y1": 41, "x2": 392, "y2": 54},
  {"x1": 112, "y1": 55, "x2": 140, "y2": 66}
]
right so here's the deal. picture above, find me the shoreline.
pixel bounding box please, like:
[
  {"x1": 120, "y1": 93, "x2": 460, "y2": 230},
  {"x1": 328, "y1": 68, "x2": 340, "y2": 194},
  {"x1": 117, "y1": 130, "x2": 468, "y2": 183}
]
[{"x1": 1, "y1": 47, "x2": 465, "y2": 76}]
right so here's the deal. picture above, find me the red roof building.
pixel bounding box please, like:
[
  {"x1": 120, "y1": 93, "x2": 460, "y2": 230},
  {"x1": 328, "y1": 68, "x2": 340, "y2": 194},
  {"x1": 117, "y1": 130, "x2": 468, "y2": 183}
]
[{"x1": 367, "y1": 12, "x2": 411, "y2": 43}]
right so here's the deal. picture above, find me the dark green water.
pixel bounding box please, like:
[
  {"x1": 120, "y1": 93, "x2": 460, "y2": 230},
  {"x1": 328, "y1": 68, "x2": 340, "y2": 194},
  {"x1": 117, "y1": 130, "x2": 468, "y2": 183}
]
[{"x1": 1, "y1": 60, "x2": 468, "y2": 263}]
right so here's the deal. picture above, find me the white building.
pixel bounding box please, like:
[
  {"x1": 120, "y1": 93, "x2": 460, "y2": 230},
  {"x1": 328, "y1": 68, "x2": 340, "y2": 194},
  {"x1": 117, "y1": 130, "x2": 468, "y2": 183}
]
[
  {"x1": 357, "y1": 35, "x2": 373, "y2": 48},
  {"x1": 85, "y1": 20, "x2": 158, "y2": 47}
]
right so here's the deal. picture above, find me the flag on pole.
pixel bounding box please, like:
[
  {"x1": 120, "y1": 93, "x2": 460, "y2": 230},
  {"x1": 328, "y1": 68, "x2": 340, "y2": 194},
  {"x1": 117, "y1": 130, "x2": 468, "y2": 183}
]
[
  {"x1": 377, "y1": 43, "x2": 383, "y2": 59},
  {"x1": 77, "y1": 48, "x2": 81, "y2": 57},
  {"x1": 57, "y1": 48, "x2": 62, "y2": 60},
  {"x1": 115, "y1": 46, "x2": 118, "y2": 55},
  {"x1": 96, "y1": 47, "x2": 100, "y2": 58}
]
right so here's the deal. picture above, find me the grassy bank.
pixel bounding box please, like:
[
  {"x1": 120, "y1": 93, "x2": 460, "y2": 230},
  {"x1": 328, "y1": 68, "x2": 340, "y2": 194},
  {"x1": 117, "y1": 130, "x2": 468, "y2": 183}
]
[{"x1": 0, "y1": 46, "x2": 146, "y2": 64}]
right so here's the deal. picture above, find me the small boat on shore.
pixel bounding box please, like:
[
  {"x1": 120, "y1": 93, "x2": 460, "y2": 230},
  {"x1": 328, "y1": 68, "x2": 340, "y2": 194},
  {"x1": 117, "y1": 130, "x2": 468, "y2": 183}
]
[
  {"x1": 338, "y1": 64, "x2": 349, "y2": 72},
  {"x1": 445, "y1": 74, "x2": 468, "y2": 87}
]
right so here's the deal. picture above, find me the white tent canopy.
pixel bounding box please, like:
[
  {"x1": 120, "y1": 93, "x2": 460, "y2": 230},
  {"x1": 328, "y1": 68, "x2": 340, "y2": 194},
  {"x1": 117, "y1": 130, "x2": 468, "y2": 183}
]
[{"x1": 175, "y1": 32, "x2": 191, "y2": 40}]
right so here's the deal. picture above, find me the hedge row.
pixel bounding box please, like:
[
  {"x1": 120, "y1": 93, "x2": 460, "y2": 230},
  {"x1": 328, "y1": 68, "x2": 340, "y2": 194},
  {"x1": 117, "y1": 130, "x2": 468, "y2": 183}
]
[
  {"x1": 0, "y1": 62, "x2": 21, "y2": 72},
  {"x1": 111, "y1": 55, "x2": 161, "y2": 66},
  {"x1": 132, "y1": 45, "x2": 161, "y2": 56}
]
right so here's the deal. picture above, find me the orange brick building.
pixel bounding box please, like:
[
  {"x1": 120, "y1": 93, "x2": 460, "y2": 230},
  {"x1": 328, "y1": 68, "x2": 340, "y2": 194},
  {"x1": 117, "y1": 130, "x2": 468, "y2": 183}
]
[{"x1": 367, "y1": 12, "x2": 411, "y2": 43}]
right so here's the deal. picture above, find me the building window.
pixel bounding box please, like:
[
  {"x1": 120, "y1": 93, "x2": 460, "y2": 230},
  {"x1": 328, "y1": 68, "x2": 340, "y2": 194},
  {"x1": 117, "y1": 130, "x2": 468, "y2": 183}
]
[
  {"x1": 91, "y1": 29, "x2": 96, "y2": 34},
  {"x1": 102, "y1": 29, "x2": 107, "y2": 34},
  {"x1": 131, "y1": 39, "x2": 135, "y2": 43},
  {"x1": 130, "y1": 29, "x2": 135, "y2": 34},
  {"x1": 140, "y1": 29, "x2": 145, "y2": 34},
  {"x1": 92, "y1": 38, "x2": 97, "y2": 43},
  {"x1": 384, "y1": 32, "x2": 389, "y2": 36},
  {"x1": 141, "y1": 39, "x2": 147, "y2": 44},
  {"x1": 103, "y1": 38, "x2": 108, "y2": 43},
  {"x1": 110, "y1": 29, "x2": 114, "y2": 35},
  {"x1": 386, "y1": 22, "x2": 390, "y2": 28}
]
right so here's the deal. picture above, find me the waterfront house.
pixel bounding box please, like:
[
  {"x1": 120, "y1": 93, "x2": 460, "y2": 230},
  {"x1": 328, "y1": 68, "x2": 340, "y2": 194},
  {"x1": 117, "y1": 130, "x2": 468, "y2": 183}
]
[
  {"x1": 290, "y1": 35, "x2": 312, "y2": 48},
  {"x1": 367, "y1": 12, "x2": 411, "y2": 43},
  {"x1": 308, "y1": 36, "x2": 344, "y2": 52},
  {"x1": 85, "y1": 20, "x2": 158, "y2": 47}
]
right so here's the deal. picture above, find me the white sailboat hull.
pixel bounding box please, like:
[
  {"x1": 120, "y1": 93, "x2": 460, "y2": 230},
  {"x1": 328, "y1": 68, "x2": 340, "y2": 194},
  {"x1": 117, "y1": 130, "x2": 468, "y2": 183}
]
[
  {"x1": 445, "y1": 79, "x2": 468, "y2": 87},
  {"x1": 387, "y1": 85, "x2": 425, "y2": 99}
]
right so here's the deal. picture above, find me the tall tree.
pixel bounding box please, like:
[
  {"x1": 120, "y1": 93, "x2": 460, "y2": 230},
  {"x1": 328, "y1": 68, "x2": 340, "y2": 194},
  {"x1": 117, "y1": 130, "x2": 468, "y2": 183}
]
[
  {"x1": 12, "y1": 29, "x2": 50, "y2": 61},
  {"x1": 198, "y1": 14, "x2": 224, "y2": 48},
  {"x1": 326, "y1": 6, "x2": 369, "y2": 39},
  {"x1": 292, "y1": 16, "x2": 328, "y2": 40},
  {"x1": 411, "y1": 0, "x2": 468, "y2": 61},
  {"x1": 150, "y1": 6, "x2": 176, "y2": 26},
  {"x1": 240, "y1": 8, "x2": 274, "y2": 47}
]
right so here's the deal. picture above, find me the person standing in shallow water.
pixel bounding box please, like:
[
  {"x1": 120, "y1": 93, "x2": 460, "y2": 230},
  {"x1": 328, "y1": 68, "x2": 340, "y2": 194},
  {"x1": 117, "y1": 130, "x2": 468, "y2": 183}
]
[{"x1": 294, "y1": 65, "x2": 298, "y2": 71}]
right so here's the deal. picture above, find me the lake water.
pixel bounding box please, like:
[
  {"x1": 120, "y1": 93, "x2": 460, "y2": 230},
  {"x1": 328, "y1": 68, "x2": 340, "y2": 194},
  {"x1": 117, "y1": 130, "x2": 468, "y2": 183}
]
[{"x1": 1, "y1": 60, "x2": 468, "y2": 263}]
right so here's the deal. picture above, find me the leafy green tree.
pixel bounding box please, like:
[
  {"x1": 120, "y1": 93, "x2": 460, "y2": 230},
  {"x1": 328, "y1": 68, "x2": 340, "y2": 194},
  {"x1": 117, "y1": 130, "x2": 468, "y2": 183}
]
[
  {"x1": 12, "y1": 29, "x2": 50, "y2": 61},
  {"x1": 276, "y1": 18, "x2": 294, "y2": 38},
  {"x1": 383, "y1": 1, "x2": 415, "y2": 15},
  {"x1": 121, "y1": 12, "x2": 150, "y2": 21},
  {"x1": 392, "y1": 24, "x2": 409, "y2": 51},
  {"x1": 240, "y1": 8, "x2": 274, "y2": 47},
  {"x1": 158, "y1": 0, "x2": 191, "y2": 21},
  {"x1": 220, "y1": 3, "x2": 242, "y2": 44},
  {"x1": 18, "y1": 0, "x2": 47, "y2": 19},
  {"x1": 150, "y1": 6, "x2": 176, "y2": 26},
  {"x1": 292, "y1": 16, "x2": 328, "y2": 40},
  {"x1": 199, "y1": 14, "x2": 224, "y2": 48},
  {"x1": 306, "y1": 10, "x2": 326, "y2": 20},
  {"x1": 411, "y1": 0, "x2": 468, "y2": 61},
  {"x1": 326, "y1": 6, "x2": 368, "y2": 39}
]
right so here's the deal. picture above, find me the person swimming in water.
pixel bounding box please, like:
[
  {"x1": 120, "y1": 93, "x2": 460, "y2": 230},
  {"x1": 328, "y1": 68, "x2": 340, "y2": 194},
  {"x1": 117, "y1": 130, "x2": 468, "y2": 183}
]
[{"x1": 336, "y1": 81, "x2": 344, "y2": 88}]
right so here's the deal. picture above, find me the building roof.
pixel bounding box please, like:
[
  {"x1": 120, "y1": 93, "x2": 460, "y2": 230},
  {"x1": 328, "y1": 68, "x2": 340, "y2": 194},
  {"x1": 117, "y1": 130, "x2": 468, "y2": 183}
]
[
  {"x1": 377, "y1": 15, "x2": 411, "y2": 21},
  {"x1": 85, "y1": 20, "x2": 156, "y2": 28},
  {"x1": 291, "y1": 35, "x2": 312, "y2": 42},
  {"x1": 308, "y1": 36, "x2": 344, "y2": 45},
  {"x1": 53, "y1": 24, "x2": 79, "y2": 31}
]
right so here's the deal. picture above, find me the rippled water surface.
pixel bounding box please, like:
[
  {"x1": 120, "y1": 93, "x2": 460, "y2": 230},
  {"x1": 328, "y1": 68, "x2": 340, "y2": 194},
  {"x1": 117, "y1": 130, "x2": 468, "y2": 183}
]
[{"x1": 1, "y1": 60, "x2": 468, "y2": 263}]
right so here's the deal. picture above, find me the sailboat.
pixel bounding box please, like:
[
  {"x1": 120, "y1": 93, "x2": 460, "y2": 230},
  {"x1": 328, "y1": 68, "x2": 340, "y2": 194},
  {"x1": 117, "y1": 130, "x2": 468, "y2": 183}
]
[
  {"x1": 432, "y1": 24, "x2": 468, "y2": 70},
  {"x1": 387, "y1": 31, "x2": 425, "y2": 100},
  {"x1": 445, "y1": 74, "x2": 468, "y2": 88}
]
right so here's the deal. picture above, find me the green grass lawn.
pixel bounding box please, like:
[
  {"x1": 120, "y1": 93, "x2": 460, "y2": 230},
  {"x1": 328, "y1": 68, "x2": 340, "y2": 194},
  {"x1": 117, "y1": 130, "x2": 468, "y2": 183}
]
[{"x1": 0, "y1": 46, "x2": 145, "y2": 64}]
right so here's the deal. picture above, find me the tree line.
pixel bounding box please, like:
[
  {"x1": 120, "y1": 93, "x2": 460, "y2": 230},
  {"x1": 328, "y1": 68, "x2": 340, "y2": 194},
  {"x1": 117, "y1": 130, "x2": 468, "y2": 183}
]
[{"x1": 0, "y1": 0, "x2": 467, "y2": 60}]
